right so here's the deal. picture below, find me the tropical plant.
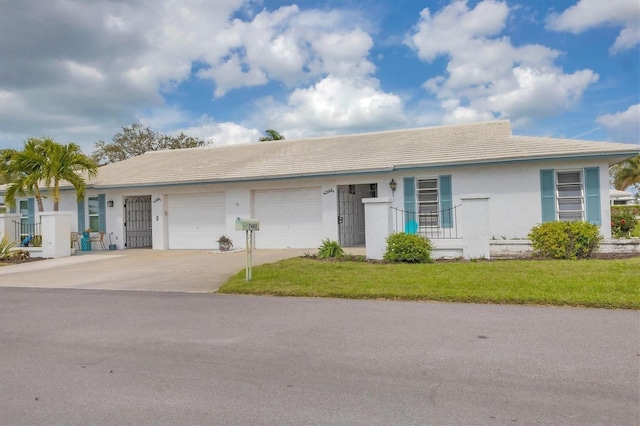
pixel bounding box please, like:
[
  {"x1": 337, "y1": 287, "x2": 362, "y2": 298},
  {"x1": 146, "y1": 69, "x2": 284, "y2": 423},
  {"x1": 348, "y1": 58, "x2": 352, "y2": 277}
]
[
  {"x1": 317, "y1": 239, "x2": 344, "y2": 259},
  {"x1": 383, "y1": 232, "x2": 433, "y2": 263},
  {"x1": 0, "y1": 235, "x2": 16, "y2": 260},
  {"x1": 1, "y1": 137, "x2": 98, "y2": 211},
  {"x1": 92, "y1": 123, "x2": 205, "y2": 165},
  {"x1": 1, "y1": 138, "x2": 48, "y2": 212},
  {"x1": 259, "y1": 129, "x2": 285, "y2": 142},
  {"x1": 216, "y1": 235, "x2": 233, "y2": 251},
  {"x1": 611, "y1": 154, "x2": 640, "y2": 191}
]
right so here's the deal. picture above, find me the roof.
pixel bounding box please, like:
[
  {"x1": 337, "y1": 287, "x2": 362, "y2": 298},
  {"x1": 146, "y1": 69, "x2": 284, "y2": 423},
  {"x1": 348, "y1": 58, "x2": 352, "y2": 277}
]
[{"x1": 2, "y1": 120, "x2": 639, "y2": 192}]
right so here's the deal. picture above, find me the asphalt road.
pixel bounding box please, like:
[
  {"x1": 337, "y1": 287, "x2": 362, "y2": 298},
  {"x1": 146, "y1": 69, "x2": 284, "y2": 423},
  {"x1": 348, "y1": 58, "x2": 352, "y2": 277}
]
[{"x1": 1, "y1": 288, "x2": 638, "y2": 425}]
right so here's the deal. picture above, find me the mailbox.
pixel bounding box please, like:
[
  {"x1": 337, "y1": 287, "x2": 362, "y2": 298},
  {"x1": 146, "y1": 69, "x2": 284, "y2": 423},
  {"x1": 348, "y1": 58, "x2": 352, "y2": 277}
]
[{"x1": 235, "y1": 217, "x2": 260, "y2": 231}]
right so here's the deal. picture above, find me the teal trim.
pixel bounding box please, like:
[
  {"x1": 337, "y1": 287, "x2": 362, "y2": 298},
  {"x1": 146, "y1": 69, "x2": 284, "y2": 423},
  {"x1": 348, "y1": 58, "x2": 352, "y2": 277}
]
[
  {"x1": 27, "y1": 198, "x2": 35, "y2": 223},
  {"x1": 540, "y1": 170, "x2": 555, "y2": 222},
  {"x1": 584, "y1": 167, "x2": 601, "y2": 225},
  {"x1": 77, "y1": 199, "x2": 85, "y2": 231},
  {"x1": 439, "y1": 175, "x2": 452, "y2": 228},
  {"x1": 98, "y1": 194, "x2": 107, "y2": 232},
  {"x1": 403, "y1": 177, "x2": 417, "y2": 234}
]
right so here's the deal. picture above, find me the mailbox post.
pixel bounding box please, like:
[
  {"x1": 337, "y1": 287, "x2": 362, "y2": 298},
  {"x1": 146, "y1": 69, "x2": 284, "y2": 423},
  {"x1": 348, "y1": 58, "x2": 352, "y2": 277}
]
[{"x1": 235, "y1": 218, "x2": 260, "y2": 282}]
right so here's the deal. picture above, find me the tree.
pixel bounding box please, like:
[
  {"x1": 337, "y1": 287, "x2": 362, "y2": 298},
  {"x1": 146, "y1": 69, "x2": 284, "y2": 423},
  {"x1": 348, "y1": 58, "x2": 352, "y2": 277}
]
[
  {"x1": 259, "y1": 129, "x2": 285, "y2": 141},
  {"x1": 611, "y1": 154, "x2": 640, "y2": 192},
  {"x1": 92, "y1": 123, "x2": 205, "y2": 165},
  {"x1": 1, "y1": 138, "x2": 49, "y2": 212},
  {"x1": 1, "y1": 137, "x2": 98, "y2": 211}
]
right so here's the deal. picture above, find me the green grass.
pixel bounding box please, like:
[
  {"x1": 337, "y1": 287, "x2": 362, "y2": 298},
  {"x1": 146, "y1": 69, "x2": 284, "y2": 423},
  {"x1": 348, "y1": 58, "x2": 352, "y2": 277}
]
[{"x1": 218, "y1": 257, "x2": 640, "y2": 309}]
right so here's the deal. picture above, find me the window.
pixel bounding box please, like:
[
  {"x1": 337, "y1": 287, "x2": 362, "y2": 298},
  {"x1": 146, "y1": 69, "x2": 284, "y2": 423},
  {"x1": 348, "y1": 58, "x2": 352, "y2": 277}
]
[
  {"x1": 88, "y1": 196, "x2": 99, "y2": 231},
  {"x1": 556, "y1": 170, "x2": 583, "y2": 221},
  {"x1": 417, "y1": 178, "x2": 438, "y2": 227},
  {"x1": 19, "y1": 199, "x2": 29, "y2": 239}
]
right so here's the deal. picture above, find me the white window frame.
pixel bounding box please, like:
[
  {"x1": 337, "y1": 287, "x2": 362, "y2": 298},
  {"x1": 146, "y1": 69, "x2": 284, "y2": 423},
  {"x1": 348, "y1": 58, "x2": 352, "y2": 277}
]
[
  {"x1": 416, "y1": 177, "x2": 439, "y2": 228},
  {"x1": 87, "y1": 196, "x2": 99, "y2": 231},
  {"x1": 556, "y1": 170, "x2": 584, "y2": 221},
  {"x1": 19, "y1": 199, "x2": 29, "y2": 240}
]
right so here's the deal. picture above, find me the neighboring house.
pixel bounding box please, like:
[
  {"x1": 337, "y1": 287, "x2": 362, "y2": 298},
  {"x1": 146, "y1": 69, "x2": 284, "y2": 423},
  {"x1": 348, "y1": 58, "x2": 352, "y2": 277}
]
[
  {"x1": 1, "y1": 120, "x2": 638, "y2": 251},
  {"x1": 609, "y1": 189, "x2": 637, "y2": 205}
]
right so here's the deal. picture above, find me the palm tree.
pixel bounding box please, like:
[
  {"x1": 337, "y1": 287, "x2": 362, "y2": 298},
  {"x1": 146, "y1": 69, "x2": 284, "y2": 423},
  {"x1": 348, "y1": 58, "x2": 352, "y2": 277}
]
[
  {"x1": 2, "y1": 137, "x2": 98, "y2": 212},
  {"x1": 1, "y1": 138, "x2": 48, "y2": 212},
  {"x1": 612, "y1": 154, "x2": 640, "y2": 191},
  {"x1": 259, "y1": 129, "x2": 285, "y2": 142},
  {"x1": 41, "y1": 139, "x2": 98, "y2": 211}
]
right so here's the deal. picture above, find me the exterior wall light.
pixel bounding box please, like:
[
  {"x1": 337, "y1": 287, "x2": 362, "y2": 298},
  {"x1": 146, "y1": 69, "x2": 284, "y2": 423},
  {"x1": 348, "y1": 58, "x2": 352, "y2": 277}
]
[
  {"x1": 389, "y1": 179, "x2": 397, "y2": 194},
  {"x1": 107, "y1": 200, "x2": 114, "y2": 207}
]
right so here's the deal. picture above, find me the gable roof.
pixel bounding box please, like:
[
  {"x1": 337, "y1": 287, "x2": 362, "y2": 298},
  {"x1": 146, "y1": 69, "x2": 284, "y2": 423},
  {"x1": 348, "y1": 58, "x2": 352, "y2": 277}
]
[{"x1": 89, "y1": 120, "x2": 638, "y2": 188}]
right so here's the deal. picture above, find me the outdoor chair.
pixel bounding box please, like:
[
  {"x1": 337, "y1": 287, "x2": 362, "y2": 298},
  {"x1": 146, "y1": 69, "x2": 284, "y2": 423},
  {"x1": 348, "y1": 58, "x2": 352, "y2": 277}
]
[
  {"x1": 70, "y1": 232, "x2": 80, "y2": 250},
  {"x1": 90, "y1": 231, "x2": 106, "y2": 250}
]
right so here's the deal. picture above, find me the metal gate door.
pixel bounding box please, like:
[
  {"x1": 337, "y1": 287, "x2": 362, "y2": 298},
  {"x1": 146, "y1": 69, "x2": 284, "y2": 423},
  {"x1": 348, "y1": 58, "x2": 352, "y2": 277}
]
[
  {"x1": 124, "y1": 195, "x2": 152, "y2": 248},
  {"x1": 337, "y1": 184, "x2": 377, "y2": 247}
]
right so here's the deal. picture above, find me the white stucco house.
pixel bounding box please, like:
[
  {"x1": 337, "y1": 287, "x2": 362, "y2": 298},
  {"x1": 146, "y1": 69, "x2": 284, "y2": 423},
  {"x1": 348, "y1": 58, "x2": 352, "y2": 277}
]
[{"x1": 1, "y1": 120, "x2": 639, "y2": 256}]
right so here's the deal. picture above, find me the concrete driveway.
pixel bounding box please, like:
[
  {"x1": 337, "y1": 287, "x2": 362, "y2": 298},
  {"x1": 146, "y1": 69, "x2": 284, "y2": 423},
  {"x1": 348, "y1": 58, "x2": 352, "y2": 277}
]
[{"x1": 0, "y1": 248, "x2": 314, "y2": 292}]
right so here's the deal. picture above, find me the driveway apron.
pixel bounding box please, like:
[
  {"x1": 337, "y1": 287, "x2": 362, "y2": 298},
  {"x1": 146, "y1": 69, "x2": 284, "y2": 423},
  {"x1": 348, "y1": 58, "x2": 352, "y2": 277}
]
[{"x1": 0, "y1": 248, "x2": 310, "y2": 292}]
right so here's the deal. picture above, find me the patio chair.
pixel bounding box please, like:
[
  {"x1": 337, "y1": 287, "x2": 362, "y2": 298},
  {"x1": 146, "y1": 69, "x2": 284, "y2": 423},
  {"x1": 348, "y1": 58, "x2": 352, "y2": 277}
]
[
  {"x1": 70, "y1": 232, "x2": 80, "y2": 250},
  {"x1": 90, "y1": 231, "x2": 106, "y2": 250}
]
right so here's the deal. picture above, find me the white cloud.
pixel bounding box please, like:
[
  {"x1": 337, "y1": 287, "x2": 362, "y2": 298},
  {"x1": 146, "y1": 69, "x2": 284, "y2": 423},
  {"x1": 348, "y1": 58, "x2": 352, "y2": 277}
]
[
  {"x1": 262, "y1": 75, "x2": 407, "y2": 138},
  {"x1": 546, "y1": 0, "x2": 640, "y2": 53},
  {"x1": 175, "y1": 117, "x2": 261, "y2": 147},
  {"x1": 595, "y1": 104, "x2": 640, "y2": 142},
  {"x1": 405, "y1": 0, "x2": 598, "y2": 126}
]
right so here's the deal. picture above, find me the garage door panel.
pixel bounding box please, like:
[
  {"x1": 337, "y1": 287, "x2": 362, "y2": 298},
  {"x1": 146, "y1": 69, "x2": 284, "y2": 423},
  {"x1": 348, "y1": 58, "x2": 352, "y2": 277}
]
[
  {"x1": 253, "y1": 187, "x2": 323, "y2": 248},
  {"x1": 168, "y1": 192, "x2": 226, "y2": 249}
]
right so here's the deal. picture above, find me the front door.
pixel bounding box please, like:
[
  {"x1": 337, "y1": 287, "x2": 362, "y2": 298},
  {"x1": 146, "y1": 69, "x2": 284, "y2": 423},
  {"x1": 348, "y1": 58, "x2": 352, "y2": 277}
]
[
  {"x1": 124, "y1": 195, "x2": 152, "y2": 248},
  {"x1": 337, "y1": 184, "x2": 377, "y2": 247}
]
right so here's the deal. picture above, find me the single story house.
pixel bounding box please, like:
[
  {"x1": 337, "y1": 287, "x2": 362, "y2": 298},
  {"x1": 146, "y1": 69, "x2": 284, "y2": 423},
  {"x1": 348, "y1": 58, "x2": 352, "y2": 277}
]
[
  {"x1": 2, "y1": 120, "x2": 638, "y2": 252},
  {"x1": 610, "y1": 189, "x2": 637, "y2": 205}
]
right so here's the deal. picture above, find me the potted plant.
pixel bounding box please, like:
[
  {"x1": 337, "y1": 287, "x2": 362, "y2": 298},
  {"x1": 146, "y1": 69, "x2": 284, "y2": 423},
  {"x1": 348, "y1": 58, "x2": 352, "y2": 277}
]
[{"x1": 216, "y1": 235, "x2": 233, "y2": 252}]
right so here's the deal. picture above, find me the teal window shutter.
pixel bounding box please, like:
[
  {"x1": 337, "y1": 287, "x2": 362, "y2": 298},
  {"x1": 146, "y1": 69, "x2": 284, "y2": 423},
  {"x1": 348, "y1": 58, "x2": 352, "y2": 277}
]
[
  {"x1": 98, "y1": 194, "x2": 107, "y2": 232},
  {"x1": 540, "y1": 170, "x2": 555, "y2": 222},
  {"x1": 439, "y1": 175, "x2": 453, "y2": 228},
  {"x1": 584, "y1": 167, "x2": 601, "y2": 225},
  {"x1": 77, "y1": 199, "x2": 86, "y2": 231},
  {"x1": 27, "y1": 198, "x2": 35, "y2": 223},
  {"x1": 403, "y1": 177, "x2": 417, "y2": 234}
]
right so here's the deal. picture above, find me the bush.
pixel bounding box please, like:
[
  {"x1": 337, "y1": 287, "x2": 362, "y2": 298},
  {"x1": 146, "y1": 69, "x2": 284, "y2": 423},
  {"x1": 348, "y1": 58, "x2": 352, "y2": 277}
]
[
  {"x1": 317, "y1": 239, "x2": 344, "y2": 259},
  {"x1": 8, "y1": 249, "x2": 30, "y2": 263},
  {"x1": 383, "y1": 232, "x2": 433, "y2": 263},
  {"x1": 528, "y1": 221, "x2": 602, "y2": 260},
  {"x1": 611, "y1": 205, "x2": 639, "y2": 238}
]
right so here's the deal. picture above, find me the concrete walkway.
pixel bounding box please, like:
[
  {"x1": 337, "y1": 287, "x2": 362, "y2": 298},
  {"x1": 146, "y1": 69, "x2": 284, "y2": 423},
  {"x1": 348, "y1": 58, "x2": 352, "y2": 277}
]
[{"x1": 0, "y1": 248, "x2": 324, "y2": 292}]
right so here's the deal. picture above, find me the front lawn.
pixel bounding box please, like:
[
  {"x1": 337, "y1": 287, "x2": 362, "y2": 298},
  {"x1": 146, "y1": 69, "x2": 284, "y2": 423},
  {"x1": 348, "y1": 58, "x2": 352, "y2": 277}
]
[{"x1": 218, "y1": 257, "x2": 640, "y2": 309}]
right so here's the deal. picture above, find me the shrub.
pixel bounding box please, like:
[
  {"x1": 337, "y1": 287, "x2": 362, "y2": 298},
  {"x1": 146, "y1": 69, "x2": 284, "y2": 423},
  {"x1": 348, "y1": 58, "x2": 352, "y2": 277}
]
[
  {"x1": 0, "y1": 235, "x2": 16, "y2": 260},
  {"x1": 317, "y1": 239, "x2": 344, "y2": 259},
  {"x1": 528, "y1": 221, "x2": 602, "y2": 260},
  {"x1": 383, "y1": 232, "x2": 433, "y2": 263},
  {"x1": 611, "y1": 205, "x2": 639, "y2": 238}
]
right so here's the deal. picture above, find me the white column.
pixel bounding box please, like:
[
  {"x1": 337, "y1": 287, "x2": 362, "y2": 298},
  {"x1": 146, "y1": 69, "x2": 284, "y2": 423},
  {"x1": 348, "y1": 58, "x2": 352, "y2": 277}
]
[
  {"x1": 40, "y1": 211, "x2": 72, "y2": 258},
  {"x1": 460, "y1": 195, "x2": 491, "y2": 260},
  {"x1": 0, "y1": 213, "x2": 21, "y2": 243},
  {"x1": 362, "y1": 197, "x2": 393, "y2": 260}
]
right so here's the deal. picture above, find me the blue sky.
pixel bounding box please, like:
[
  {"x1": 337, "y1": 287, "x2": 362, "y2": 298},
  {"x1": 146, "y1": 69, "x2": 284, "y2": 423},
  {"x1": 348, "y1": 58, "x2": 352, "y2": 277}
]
[{"x1": 0, "y1": 0, "x2": 638, "y2": 154}]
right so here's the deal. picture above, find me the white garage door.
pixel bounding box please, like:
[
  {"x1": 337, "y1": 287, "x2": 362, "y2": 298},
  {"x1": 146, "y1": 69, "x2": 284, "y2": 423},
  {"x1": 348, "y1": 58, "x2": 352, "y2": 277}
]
[
  {"x1": 167, "y1": 193, "x2": 226, "y2": 249},
  {"x1": 253, "y1": 188, "x2": 323, "y2": 248}
]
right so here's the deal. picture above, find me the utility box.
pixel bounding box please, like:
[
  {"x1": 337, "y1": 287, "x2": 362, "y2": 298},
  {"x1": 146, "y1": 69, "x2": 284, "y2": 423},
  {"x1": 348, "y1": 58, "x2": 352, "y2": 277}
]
[{"x1": 235, "y1": 217, "x2": 260, "y2": 231}]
